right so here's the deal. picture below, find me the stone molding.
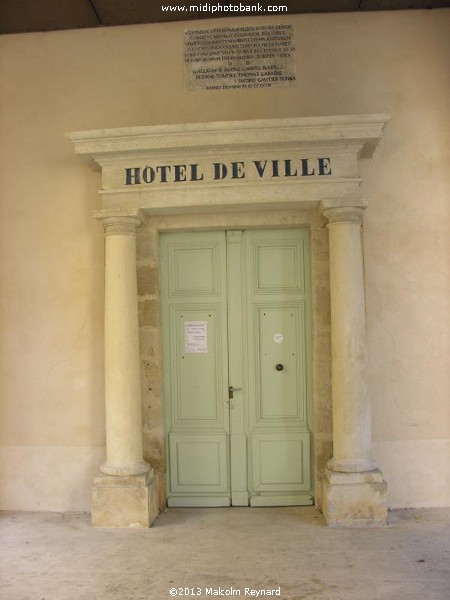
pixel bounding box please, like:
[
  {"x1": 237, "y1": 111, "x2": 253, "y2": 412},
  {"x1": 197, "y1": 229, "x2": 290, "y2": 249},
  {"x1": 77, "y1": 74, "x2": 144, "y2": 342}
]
[
  {"x1": 94, "y1": 209, "x2": 144, "y2": 235},
  {"x1": 322, "y1": 205, "x2": 366, "y2": 225},
  {"x1": 69, "y1": 114, "x2": 391, "y2": 167},
  {"x1": 69, "y1": 115, "x2": 390, "y2": 215},
  {"x1": 100, "y1": 461, "x2": 151, "y2": 477},
  {"x1": 327, "y1": 457, "x2": 378, "y2": 473}
]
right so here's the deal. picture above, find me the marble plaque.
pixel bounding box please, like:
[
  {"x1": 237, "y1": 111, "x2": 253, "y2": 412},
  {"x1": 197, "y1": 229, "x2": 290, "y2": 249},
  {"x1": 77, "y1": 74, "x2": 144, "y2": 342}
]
[{"x1": 184, "y1": 24, "x2": 296, "y2": 91}]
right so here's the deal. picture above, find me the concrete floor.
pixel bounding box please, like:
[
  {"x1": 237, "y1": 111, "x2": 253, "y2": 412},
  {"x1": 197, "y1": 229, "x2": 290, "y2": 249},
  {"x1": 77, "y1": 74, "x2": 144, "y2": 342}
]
[{"x1": 1, "y1": 507, "x2": 449, "y2": 600}]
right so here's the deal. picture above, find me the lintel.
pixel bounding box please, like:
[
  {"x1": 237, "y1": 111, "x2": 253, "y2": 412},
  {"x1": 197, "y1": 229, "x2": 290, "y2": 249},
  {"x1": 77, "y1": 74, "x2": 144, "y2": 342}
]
[{"x1": 69, "y1": 115, "x2": 390, "y2": 215}]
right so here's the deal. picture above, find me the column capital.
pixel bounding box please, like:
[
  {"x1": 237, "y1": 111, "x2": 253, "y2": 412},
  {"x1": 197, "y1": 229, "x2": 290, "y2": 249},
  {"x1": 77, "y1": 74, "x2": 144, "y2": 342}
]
[
  {"x1": 320, "y1": 200, "x2": 368, "y2": 224},
  {"x1": 94, "y1": 209, "x2": 144, "y2": 235}
]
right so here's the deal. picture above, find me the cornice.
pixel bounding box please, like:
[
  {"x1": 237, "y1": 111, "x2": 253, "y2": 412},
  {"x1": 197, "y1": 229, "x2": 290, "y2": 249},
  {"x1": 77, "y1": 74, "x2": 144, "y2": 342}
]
[{"x1": 68, "y1": 114, "x2": 391, "y2": 171}]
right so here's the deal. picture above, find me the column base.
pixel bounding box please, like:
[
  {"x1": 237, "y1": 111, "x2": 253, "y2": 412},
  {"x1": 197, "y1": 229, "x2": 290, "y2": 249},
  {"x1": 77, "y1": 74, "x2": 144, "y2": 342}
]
[
  {"x1": 322, "y1": 467, "x2": 387, "y2": 527},
  {"x1": 91, "y1": 469, "x2": 159, "y2": 528}
]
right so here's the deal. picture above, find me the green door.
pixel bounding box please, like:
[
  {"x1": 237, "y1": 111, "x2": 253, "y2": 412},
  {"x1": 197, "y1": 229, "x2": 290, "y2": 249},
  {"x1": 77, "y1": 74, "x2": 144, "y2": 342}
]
[{"x1": 160, "y1": 229, "x2": 313, "y2": 507}]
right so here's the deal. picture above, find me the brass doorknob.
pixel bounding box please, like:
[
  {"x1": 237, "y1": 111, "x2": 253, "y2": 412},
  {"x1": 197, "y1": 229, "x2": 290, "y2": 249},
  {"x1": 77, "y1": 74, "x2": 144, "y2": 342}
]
[{"x1": 275, "y1": 364, "x2": 284, "y2": 371}]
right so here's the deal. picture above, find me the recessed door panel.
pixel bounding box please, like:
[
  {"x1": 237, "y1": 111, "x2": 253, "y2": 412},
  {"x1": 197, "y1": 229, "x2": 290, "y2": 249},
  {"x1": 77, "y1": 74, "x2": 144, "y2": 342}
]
[
  {"x1": 252, "y1": 432, "x2": 311, "y2": 492},
  {"x1": 170, "y1": 243, "x2": 222, "y2": 296},
  {"x1": 252, "y1": 238, "x2": 306, "y2": 294},
  {"x1": 169, "y1": 433, "x2": 229, "y2": 492},
  {"x1": 161, "y1": 229, "x2": 313, "y2": 508},
  {"x1": 257, "y1": 305, "x2": 306, "y2": 421},
  {"x1": 171, "y1": 307, "x2": 223, "y2": 424}
]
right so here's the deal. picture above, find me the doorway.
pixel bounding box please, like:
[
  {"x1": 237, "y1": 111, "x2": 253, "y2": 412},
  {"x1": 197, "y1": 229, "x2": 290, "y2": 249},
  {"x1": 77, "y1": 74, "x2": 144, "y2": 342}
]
[{"x1": 160, "y1": 229, "x2": 313, "y2": 507}]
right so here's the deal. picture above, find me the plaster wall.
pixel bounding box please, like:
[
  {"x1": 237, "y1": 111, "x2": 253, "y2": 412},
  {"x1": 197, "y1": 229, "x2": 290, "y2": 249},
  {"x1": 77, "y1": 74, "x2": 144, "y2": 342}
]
[{"x1": 0, "y1": 10, "x2": 449, "y2": 511}]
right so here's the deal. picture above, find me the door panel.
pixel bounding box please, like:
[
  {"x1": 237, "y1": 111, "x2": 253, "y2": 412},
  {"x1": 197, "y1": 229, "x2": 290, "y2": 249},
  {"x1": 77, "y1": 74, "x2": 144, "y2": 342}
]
[
  {"x1": 257, "y1": 305, "x2": 306, "y2": 420},
  {"x1": 245, "y1": 230, "x2": 313, "y2": 506},
  {"x1": 251, "y1": 432, "x2": 311, "y2": 492},
  {"x1": 169, "y1": 433, "x2": 229, "y2": 492},
  {"x1": 251, "y1": 238, "x2": 306, "y2": 294},
  {"x1": 169, "y1": 243, "x2": 222, "y2": 296},
  {"x1": 161, "y1": 232, "x2": 230, "y2": 507},
  {"x1": 161, "y1": 229, "x2": 313, "y2": 507},
  {"x1": 171, "y1": 307, "x2": 223, "y2": 424}
]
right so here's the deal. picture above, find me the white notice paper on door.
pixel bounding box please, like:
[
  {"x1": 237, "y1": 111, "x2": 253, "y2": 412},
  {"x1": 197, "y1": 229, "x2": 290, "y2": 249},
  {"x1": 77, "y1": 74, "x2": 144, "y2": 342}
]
[{"x1": 184, "y1": 321, "x2": 208, "y2": 353}]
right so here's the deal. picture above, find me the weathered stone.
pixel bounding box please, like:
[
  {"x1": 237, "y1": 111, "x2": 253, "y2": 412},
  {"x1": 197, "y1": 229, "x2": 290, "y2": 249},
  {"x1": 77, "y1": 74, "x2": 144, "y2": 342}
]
[
  {"x1": 136, "y1": 227, "x2": 158, "y2": 263},
  {"x1": 138, "y1": 298, "x2": 160, "y2": 328},
  {"x1": 141, "y1": 433, "x2": 166, "y2": 510},
  {"x1": 140, "y1": 360, "x2": 165, "y2": 508},
  {"x1": 141, "y1": 361, "x2": 162, "y2": 392},
  {"x1": 311, "y1": 232, "x2": 329, "y2": 255},
  {"x1": 137, "y1": 266, "x2": 158, "y2": 295},
  {"x1": 312, "y1": 259, "x2": 330, "y2": 283},
  {"x1": 92, "y1": 471, "x2": 159, "y2": 528},
  {"x1": 322, "y1": 468, "x2": 388, "y2": 527},
  {"x1": 312, "y1": 285, "x2": 331, "y2": 326},
  {"x1": 139, "y1": 327, "x2": 160, "y2": 361},
  {"x1": 314, "y1": 439, "x2": 333, "y2": 509},
  {"x1": 312, "y1": 333, "x2": 332, "y2": 363}
]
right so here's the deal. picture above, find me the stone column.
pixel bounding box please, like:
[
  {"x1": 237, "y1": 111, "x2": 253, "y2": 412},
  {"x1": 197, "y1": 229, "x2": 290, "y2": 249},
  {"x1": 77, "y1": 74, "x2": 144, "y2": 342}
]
[
  {"x1": 321, "y1": 201, "x2": 387, "y2": 526},
  {"x1": 91, "y1": 209, "x2": 158, "y2": 528}
]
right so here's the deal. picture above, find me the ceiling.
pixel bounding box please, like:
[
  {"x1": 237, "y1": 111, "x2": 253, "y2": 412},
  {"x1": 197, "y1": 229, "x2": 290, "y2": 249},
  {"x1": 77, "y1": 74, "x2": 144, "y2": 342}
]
[{"x1": 1, "y1": 0, "x2": 449, "y2": 35}]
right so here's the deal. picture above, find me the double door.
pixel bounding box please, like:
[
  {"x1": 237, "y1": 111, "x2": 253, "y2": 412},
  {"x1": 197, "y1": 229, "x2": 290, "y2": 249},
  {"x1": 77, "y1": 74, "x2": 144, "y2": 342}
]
[{"x1": 160, "y1": 229, "x2": 313, "y2": 507}]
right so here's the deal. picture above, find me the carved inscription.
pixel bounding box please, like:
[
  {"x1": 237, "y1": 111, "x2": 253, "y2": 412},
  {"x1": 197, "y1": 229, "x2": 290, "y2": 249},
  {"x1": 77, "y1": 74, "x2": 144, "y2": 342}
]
[
  {"x1": 124, "y1": 158, "x2": 332, "y2": 186},
  {"x1": 184, "y1": 25, "x2": 296, "y2": 90}
]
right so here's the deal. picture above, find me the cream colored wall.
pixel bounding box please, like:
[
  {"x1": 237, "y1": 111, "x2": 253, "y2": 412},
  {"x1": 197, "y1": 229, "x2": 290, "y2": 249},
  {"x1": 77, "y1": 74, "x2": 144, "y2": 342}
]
[{"x1": 0, "y1": 10, "x2": 449, "y2": 511}]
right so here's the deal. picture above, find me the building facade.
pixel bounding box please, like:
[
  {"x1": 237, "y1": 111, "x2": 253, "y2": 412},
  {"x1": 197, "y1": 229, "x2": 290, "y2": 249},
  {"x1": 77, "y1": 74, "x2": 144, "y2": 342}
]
[{"x1": 1, "y1": 10, "x2": 449, "y2": 526}]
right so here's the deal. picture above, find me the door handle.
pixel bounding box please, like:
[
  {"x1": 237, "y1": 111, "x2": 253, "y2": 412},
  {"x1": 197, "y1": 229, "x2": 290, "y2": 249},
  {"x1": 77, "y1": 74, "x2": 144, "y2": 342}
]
[{"x1": 228, "y1": 385, "x2": 242, "y2": 399}]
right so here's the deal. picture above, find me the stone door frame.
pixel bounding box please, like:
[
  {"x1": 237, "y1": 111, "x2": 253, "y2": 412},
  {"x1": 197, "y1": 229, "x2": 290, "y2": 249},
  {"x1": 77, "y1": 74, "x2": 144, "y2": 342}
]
[{"x1": 69, "y1": 114, "x2": 390, "y2": 528}]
